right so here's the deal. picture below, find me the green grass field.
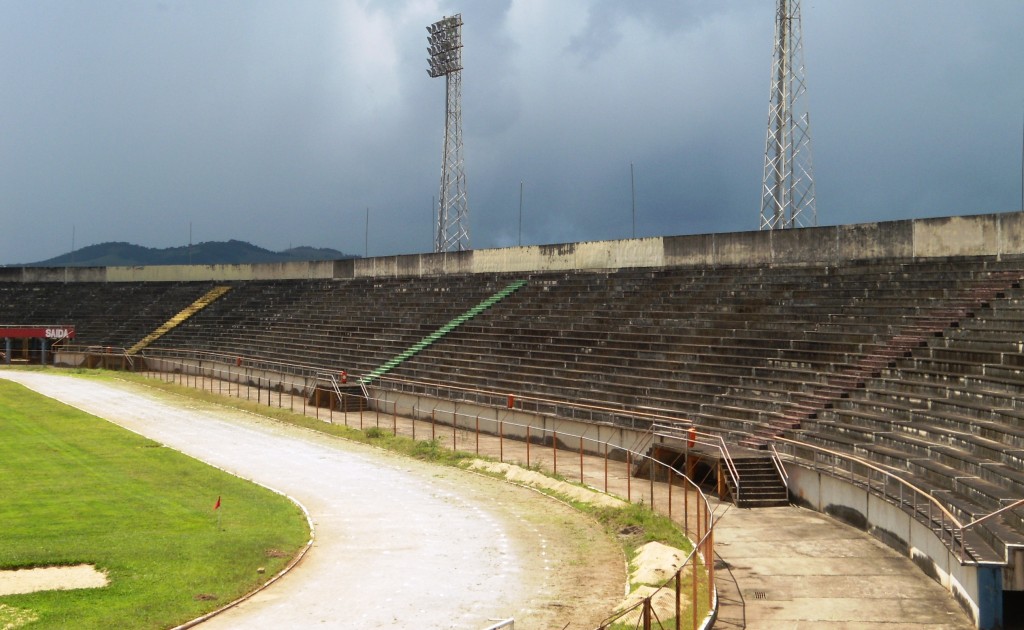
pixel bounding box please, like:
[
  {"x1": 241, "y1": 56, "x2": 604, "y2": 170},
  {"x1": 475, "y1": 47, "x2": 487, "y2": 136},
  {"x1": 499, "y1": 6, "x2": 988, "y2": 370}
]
[{"x1": 0, "y1": 379, "x2": 311, "y2": 629}]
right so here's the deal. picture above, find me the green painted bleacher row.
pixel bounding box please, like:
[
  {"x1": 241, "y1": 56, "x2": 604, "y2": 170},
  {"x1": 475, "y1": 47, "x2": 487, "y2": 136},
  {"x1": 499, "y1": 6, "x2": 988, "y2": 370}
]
[{"x1": 359, "y1": 279, "x2": 528, "y2": 385}]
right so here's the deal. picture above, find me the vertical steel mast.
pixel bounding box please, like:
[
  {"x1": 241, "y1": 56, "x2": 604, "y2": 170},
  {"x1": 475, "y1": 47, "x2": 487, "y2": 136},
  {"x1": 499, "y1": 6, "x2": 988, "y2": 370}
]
[
  {"x1": 427, "y1": 14, "x2": 470, "y2": 252},
  {"x1": 760, "y1": 0, "x2": 816, "y2": 230}
]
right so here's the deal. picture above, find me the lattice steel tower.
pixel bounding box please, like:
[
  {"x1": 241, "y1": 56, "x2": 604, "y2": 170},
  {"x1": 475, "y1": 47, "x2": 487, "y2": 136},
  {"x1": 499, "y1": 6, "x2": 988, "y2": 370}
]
[
  {"x1": 427, "y1": 14, "x2": 470, "y2": 252},
  {"x1": 760, "y1": 0, "x2": 817, "y2": 230}
]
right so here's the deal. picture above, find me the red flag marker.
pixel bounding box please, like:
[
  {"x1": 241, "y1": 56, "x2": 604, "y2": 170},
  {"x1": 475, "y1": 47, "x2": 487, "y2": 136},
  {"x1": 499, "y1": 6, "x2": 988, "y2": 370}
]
[{"x1": 214, "y1": 496, "x2": 221, "y2": 510}]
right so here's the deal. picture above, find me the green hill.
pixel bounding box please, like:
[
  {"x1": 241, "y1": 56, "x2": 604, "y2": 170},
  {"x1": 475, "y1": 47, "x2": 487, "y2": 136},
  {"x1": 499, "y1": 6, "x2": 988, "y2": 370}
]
[{"x1": 21, "y1": 240, "x2": 356, "y2": 267}]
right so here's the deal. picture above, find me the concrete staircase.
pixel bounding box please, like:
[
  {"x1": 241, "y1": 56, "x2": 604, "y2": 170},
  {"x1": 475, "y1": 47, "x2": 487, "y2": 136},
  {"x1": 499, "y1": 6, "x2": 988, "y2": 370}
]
[
  {"x1": 729, "y1": 456, "x2": 789, "y2": 508},
  {"x1": 126, "y1": 286, "x2": 232, "y2": 355}
]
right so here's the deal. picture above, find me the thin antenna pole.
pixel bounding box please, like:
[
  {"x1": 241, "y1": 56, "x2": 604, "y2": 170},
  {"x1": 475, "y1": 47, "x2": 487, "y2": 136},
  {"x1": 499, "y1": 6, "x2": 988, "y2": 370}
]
[
  {"x1": 630, "y1": 162, "x2": 636, "y2": 239},
  {"x1": 518, "y1": 181, "x2": 523, "y2": 246},
  {"x1": 1020, "y1": 103, "x2": 1023, "y2": 212},
  {"x1": 188, "y1": 222, "x2": 192, "y2": 265},
  {"x1": 365, "y1": 208, "x2": 369, "y2": 258},
  {"x1": 71, "y1": 225, "x2": 75, "y2": 266}
]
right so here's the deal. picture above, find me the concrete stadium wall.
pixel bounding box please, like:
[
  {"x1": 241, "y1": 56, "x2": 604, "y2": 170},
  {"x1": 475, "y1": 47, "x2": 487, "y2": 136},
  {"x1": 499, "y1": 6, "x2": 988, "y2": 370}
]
[
  {"x1": 787, "y1": 464, "x2": 1003, "y2": 629},
  {"x1": 6, "y1": 211, "x2": 1024, "y2": 283}
]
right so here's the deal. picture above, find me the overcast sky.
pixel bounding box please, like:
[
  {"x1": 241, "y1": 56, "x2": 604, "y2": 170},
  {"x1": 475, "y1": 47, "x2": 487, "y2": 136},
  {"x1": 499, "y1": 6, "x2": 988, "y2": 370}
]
[{"x1": 1, "y1": 1, "x2": 1022, "y2": 264}]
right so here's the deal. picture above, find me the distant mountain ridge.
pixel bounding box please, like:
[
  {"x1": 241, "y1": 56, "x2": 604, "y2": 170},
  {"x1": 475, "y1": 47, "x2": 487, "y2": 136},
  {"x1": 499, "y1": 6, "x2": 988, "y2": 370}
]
[{"x1": 19, "y1": 240, "x2": 356, "y2": 267}]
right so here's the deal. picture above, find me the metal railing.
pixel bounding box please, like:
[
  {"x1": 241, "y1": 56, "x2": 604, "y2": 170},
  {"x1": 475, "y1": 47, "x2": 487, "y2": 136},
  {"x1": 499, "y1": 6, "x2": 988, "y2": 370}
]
[
  {"x1": 771, "y1": 436, "x2": 979, "y2": 562},
  {"x1": 652, "y1": 422, "x2": 742, "y2": 505}
]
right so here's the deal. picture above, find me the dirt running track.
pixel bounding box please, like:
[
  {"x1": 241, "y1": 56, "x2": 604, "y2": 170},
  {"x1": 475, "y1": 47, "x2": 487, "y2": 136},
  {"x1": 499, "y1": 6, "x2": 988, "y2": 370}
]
[{"x1": 0, "y1": 371, "x2": 624, "y2": 629}]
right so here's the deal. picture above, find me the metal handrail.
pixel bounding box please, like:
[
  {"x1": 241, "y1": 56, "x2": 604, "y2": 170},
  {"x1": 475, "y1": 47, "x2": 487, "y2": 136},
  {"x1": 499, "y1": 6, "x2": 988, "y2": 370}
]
[
  {"x1": 770, "y1": 436, "x2": 976, "y2": 562},
  {"x1": 651, "y1": 422, "x2": 742, "y2": 504},
  {"x1": 375, "y1": 373, "x2": 695, "y2": 429},
  {"x1": 769, "y1": 443, "x2": 789, "y2": 489},
  {"x1": 962, "y1": 498, "x2": 1024, "y2": 531}
]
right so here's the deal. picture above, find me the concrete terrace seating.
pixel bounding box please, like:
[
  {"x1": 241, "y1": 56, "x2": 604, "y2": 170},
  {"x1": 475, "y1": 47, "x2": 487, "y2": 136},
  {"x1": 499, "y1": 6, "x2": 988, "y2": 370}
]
[
  {"x1": 790, "y1": 283, "x2": 1024, "y2": 562},
  {"x1": 0, "y1": 281, "x2": 221, "y2": 348},
  {"x1": 6, "y1": 256, "x2": 1024, "y2": 563}
]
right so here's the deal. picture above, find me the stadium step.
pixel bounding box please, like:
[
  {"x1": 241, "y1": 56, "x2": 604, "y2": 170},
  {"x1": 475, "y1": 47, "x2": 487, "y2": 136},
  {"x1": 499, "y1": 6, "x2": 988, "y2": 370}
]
[
  {"x1": 728, "y1": 456, "x2": 789, "y2": 508},
  {"x1": 126, "y1": 286, "x2": 232, "y2": 355}
]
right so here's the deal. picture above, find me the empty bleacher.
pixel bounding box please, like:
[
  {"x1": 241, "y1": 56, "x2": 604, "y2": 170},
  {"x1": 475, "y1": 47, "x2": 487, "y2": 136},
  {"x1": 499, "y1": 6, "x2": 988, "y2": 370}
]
[{"x1": 4, "y1": 254, "x2": 1024, "y2": 564}]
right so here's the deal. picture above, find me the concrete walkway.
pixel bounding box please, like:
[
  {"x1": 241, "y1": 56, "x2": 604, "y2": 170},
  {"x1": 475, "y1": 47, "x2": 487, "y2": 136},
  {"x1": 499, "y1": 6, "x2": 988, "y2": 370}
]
[{"x1": 711, "y1": 504, "x2": 974, "y2": 629}]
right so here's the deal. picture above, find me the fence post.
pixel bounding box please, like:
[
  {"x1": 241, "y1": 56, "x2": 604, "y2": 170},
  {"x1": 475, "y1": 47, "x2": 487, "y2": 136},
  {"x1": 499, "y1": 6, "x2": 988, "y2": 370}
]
[
  {"x1": 684, "y1": 479, "x2": 689, "y2": 535},
  {"x1": 650, "y1": 460, "x2": 655, "y2": 510},
  {"x1": 675, "y1": 569, "x2": 681, "y2": 630},
  {"x1": 500, "y1": 420, "x2": 504, "y2": 462},
  {"x1": 552, "y1": 430, "x2": 557, "y2": 476},
  {"x1": 476, "y1": 415, "x2": 480, "y2": 455},
  {"x1": 707, "y1": 527, "x2": 715, "y2": 610},
  {"x1": 692, "y1": 549, "x2": 698, "y2": 630},
  {"x1": 452, "y1": 410, "x2": 457, "y2": 448},
  {"x1": 579, "y1": 436, "x2": 584, "y2": 485},
  {"x1": 627, "y1": 450, "x2": 632, "y2": 503},
  {"x1": 526, "y1": 425, "x2": 531, "y2": 468},
  {"x1": 668, "y1": 468, "x2": 673, "y2": 521},
  {"x1": 604, "y1": 441, "x2": 609, "y2": 493},
  {"x1": 431, "y1": 409, "x2": 436, "y2": 441}
]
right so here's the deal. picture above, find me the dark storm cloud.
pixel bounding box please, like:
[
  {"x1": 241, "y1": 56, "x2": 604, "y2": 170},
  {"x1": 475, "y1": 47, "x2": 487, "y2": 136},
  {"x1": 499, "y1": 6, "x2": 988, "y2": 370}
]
[{"x1": 0, "y1": 1, "x2": 1021, "y2": 264}]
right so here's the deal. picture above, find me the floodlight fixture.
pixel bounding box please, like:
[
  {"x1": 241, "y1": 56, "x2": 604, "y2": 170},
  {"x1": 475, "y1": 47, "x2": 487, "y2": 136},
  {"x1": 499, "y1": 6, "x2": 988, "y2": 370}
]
[{"x1": 426, "y1": 15, "x2": 463, "y2": 79}]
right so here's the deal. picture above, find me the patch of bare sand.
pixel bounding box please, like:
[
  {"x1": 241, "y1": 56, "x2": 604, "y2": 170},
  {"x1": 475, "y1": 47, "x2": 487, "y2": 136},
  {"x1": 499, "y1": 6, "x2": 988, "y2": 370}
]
[
  {"x1": 613, "y1": 541, "x2": 695, "y2": 625},
  {"x1": 0, "y1": 564, "x2": 108, "y2": 597},
  {"x1": 466, "y1": 459, "x2": 627, "y2": 508}
]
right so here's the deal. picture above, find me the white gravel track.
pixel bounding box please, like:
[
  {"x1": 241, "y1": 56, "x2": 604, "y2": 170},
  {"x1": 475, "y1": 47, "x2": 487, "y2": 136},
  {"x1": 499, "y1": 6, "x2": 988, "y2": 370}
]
[{"x1": 0, "y1": 371, "x2": 615, "y2": 629}]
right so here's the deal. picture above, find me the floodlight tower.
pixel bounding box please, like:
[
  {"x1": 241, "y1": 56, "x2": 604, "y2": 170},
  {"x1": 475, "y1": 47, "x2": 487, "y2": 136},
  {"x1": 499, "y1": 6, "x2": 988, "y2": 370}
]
[
  {"x1": 760, "y1": 0, "x2": 817, "y2": 230},
  {"x1": 427, "y1": 14, "x2": 470, "y2": 252}
]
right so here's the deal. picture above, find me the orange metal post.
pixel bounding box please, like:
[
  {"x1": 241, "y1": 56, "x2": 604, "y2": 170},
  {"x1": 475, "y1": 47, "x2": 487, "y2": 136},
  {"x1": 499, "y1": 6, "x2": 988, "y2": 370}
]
[
  {"x1": 552, "y1": 430, "x2": 557, "y2": 475},
  {"x1": 604, "y1": 442, "x2": 609, "y2": 493},
  {"x1": 692, "y1": 551, "x2": 698, "y2": 630},
  {"x1": 707, "y1": 528, "x2": 715, "y2": 609},
  {"x1": 579, "y1": 436, "x2": 584, "y2": 484},
  {"x1": 650, "y1": 459, "x2": 655, "y2": 510},
  {"x1": 526, "y1": 425, "x2": 531, "y2": 468},
  {"x1": 668, "y1": 469, "x2": 673, "y2": 520},
  {"x1": 627, "y1": 451, "x2": 632, "y2": 502}
]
